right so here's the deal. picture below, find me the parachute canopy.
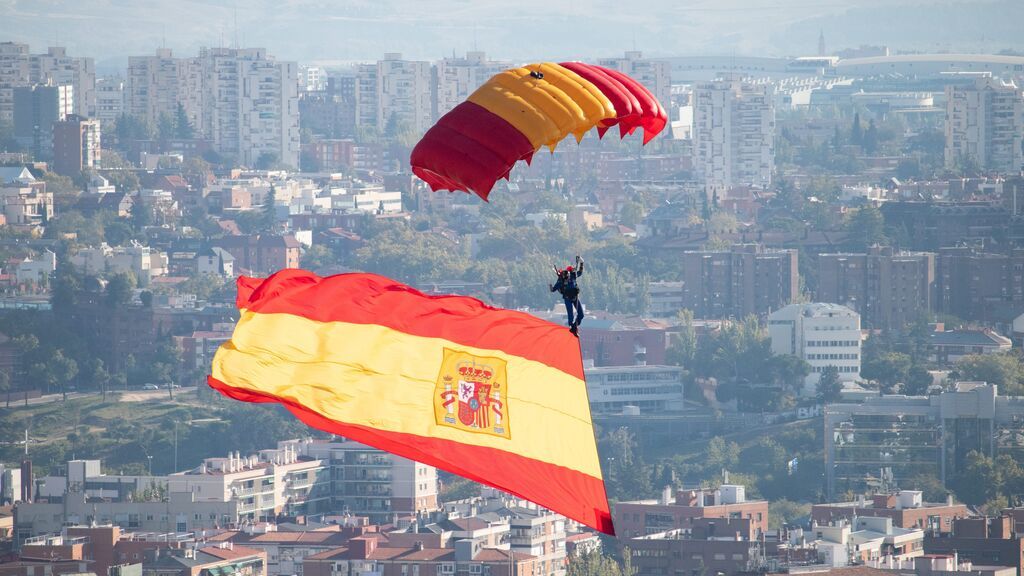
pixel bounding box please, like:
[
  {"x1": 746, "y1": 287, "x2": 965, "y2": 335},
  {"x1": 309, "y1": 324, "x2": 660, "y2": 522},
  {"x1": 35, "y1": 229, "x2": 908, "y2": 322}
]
[
  {"x1": 209, "y1": 269, "x2": 615, "y2": 534},
  {"x1": 411, "y1": 62, "x2": 667, "y2": 200}
]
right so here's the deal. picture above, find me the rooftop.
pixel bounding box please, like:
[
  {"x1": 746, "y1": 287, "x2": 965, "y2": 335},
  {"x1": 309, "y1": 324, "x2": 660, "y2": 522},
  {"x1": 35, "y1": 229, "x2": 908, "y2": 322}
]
[{"x1": 930, "y1": 329, "x2": 1012, "y2": 348}]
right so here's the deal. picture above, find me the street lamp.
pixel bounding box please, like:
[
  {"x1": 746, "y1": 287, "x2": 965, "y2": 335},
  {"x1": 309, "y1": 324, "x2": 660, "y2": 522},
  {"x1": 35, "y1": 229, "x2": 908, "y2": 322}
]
[{"x1": 147, "y1": 455, "x2": 153, "y2": 476}]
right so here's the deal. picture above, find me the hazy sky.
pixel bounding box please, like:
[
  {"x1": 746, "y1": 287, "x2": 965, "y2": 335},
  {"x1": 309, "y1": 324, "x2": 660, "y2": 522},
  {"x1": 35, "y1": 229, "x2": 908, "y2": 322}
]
[{"x1": 2, "y1": 0, "x2": 1021, "y2": 70}]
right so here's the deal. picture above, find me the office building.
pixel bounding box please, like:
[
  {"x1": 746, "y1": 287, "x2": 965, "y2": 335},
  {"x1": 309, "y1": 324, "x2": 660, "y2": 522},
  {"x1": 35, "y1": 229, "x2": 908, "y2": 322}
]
[
  {"x1": 945, "y1": 76, "x2": 1024, "y2": 173},
  {"x1": 681, "y1": 244, "x2": 799, "y2": 319},
  {"x1": 818, "y1": 246, "x2": 935, "y2": 330},
  {"x1": 52, "y1": 114, "x2": 100, "y2": 176},
  {"x1": 585, "y1": 365, "x2": 685, "y2": 414},
  {"x1": 825, "y1": 382, "x2": 1024, "y2": 498},
  {"x1": 692, "y1": 78, "x2": 774, "y2": 192},
  {"x1": 12, "y1": 84, "x2": 73, "y2": 160},
  {"x1": 768, "y1": 303, "x2": 861, "y2": 395}
]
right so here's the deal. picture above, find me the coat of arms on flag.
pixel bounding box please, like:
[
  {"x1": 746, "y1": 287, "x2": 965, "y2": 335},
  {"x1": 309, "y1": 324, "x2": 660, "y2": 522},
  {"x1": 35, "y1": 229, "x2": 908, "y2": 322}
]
[{"x1": 434, "y1": 348, "x2": 509, "y2": 439}]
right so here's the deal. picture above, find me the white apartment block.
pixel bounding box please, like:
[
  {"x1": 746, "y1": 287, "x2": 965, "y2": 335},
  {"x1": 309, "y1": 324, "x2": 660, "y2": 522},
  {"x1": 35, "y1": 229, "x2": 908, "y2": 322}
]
[
  {"x1": 769, "y1": 302, "x2": 861, "y2": 395},
  {"x1": 0, "y1": 43, "x2": 93, "y2": 123},
  {"x1": 945, "y1": 75, "x2": 1024, "y2": 173},
  {"x1": 68, "y1": 242, "x2": 169, "y2": 285},
  {"x1": 355, "y1": 63, "x2": 380, "y2": 131},
  {"x1": 597, "y1": 51, "x2": 672, "y2": 117},
  {"x1": 299, "y1": 65, "x2": 326, "y2": 92},
  {"x1": 434, "y1": 52, "x2": 511, "y2": 118},
  {"x1": 30, "y1": 47, "x2": 96, "y2": 118},
  {"x1": 585, "y1": 365, "x2": 686, "y2": 414},
  {"x1": 127, "y1": 48, "x2": 190, "y2": 128},
  {"x1": 692, "y1": 78, "x2": 775, "y2": 192},
  {"x1": 197, "y1": 48, "x2": 300, "y2": 169},
  {"x1": 376, "y1": 53, "x2": 433, "y2": 135},
  {"x1": 95, "y1": 77, "x2": 126, "y2": 128},
  {"x1": 0, "y1": 42, "x2": 31, "y2": 124},
  {"x1": 327, "y1": 182, "x2": 402, "y2": 213},
  {"x1": 297, "y1": 438, "x2": 439, "y2": 523}
]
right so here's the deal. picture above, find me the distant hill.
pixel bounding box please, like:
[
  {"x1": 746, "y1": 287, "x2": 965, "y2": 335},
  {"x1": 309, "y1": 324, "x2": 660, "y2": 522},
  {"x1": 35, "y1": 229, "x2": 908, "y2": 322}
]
[{"x1": 3, "y1": 0, "x2": 1022, "y2": 67}]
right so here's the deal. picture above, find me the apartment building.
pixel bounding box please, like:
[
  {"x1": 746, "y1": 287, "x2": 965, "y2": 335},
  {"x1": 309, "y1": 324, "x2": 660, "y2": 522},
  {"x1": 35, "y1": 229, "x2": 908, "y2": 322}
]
[
  {"x1": 303, "y1": 535, "x2": 538, "y2": 576},
  {"x1": 692, "y1": 78, "x2": 774, "y2": 192},
  {"x1": 945, "y1": 75, "x2": 1024, "y2": 173},
  {"x1": 376, "y1": 53, "x2": 432, "y2": 135},
  {"x1": 12, "y1": 84, "x2": 73, "y2": 159},
  {"x1": 0, "y1": 42, "x2": 31, "y2": 124},
  {"x1": 597, "y1": 52, "x2": 672, "y2": 116},
  {"x1": 0, "y1": 43, "x2": 93, "y2": 122},
  {"x1": 0, "y1": 166, "x2": 54, "y2": 229},
  {"x1": 52, "y1": 114, "x2": 101, "y2": 176},
  {"x1": 936, "y1": 247, "x2": 1024, "y2": 324},
  {"x1": 433, "y1": 52, "x2": 511, "y2": 119},
  {"x1": 95, "y1": 77, "x2": 126, "y2": 127},
  {"x1": 298, "y1": 439, "x2": 438, "y2": 524},
  {"x1": 681, "y1": 244, "x2": 799, "y2": 319},
  {"x1": 817, "y1": 246, "x2": 936, "y2": 330},
  {"x1": 614, "y1": 485, "x2": 769, "y2": 539},
  {"x1": 812, "y1": 491, "x2": 969, "y2": 535}
]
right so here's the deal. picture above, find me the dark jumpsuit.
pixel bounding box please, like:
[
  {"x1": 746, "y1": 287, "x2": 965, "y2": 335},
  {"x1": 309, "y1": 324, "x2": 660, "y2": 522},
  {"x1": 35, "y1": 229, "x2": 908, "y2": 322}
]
[{"x1": 551, "y1": 262, "x2": 584, "y2": 327}]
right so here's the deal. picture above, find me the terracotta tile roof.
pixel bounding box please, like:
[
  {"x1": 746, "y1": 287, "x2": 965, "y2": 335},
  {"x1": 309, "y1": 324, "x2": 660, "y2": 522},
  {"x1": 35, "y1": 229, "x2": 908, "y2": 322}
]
[
  {"x1": 200, "y1": 544, "x2": 263, "y2": 560},
  {"x1": 306, "y1": 547, "x2": 353, "y2": 561},
  {"x1": 474, "y1": 549, "x2": 533, "y2": 562}
]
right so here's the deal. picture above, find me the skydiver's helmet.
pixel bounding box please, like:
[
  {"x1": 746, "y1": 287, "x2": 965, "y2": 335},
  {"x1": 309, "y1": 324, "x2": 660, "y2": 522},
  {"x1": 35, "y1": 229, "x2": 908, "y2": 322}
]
[{"x1": 566, "y1": 265, "x2": 574, "y2": 273}]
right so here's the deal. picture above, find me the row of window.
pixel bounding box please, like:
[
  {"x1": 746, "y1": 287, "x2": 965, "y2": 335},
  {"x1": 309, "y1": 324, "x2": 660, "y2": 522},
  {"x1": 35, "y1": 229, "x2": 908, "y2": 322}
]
[
  {"x1": 603, "y1": 386, "x2": 683, "y2": 397},
  {"x1": 812, "y1": 366, "x2": 858, "y2": 373},
  {"x1": 806, "y1": 340, "x2": 859, "y2": 347},
  {"x1": 806, "y1": 353, "x2": 859, "y2": 360}
]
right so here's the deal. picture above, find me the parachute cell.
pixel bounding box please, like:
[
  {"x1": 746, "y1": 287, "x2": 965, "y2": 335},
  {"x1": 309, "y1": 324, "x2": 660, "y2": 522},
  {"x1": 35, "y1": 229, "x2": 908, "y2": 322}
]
[{"x1": 411, "y1": 61, "x2": 666, "y2": 200}]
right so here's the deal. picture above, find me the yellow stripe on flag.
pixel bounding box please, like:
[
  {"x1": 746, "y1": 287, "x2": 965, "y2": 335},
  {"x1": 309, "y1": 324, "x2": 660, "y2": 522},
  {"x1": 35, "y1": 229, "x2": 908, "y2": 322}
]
[{"x1": 211, "y1": 309, "x2": 602, "y2": 479}]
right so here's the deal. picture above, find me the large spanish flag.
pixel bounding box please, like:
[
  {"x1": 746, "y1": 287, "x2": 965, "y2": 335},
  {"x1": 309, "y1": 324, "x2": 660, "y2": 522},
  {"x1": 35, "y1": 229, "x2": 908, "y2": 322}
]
[{"x1": 209, "y1": 269, "x2": 614, "y2": 534}]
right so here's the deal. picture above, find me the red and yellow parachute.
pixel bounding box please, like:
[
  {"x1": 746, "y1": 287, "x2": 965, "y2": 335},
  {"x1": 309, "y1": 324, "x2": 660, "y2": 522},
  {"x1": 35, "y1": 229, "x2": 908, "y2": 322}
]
[{"x1": 411, "y1": 62, "x2": 667, "y2": 200}]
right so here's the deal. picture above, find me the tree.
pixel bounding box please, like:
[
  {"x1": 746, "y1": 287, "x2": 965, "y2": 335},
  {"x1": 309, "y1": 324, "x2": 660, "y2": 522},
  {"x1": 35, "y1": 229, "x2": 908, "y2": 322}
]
[
  {"x1": 851, "y1": 112, "x2": 863, "y2": 146},
  {"x1": 156, "y1": 112, "x2": 175, "y2": 150},
  {"x1": 567, "y1": 548, "x2": 627, "y2": 576},
  {"x1": 864, "y1": 119, "x2": 879, "y2": 154},
  {"x1": 174, "y1": 103, "x2": 194, "y2": 139},
  {"x1": 817, "y1": 365, "x2": 843, "y2": 403},
  {"x1": 844, "y1": 205, "x2": 888, "y2": 251},
  {"x1": 0, "y1": 369, "x2": 10, "y2": 408},
  {"x1": 256, "y1": 152, "x2": 280, "y2": 170},
  {"x1": 666, "y1": 309, "x2": 697, "y2": 368},
  {"x1": 863, "y1": 351, "x2": 911, "y2": 392},
  {"x1": 706, "y1": 436, "x2": 741, "y2": 472},
  {"x1": 955, "y1": 353, "x2": 1024, "y2": 394},
  {"x1": 262, "y1": 184, "x2": 277, "y2": 232},
  {"x1": 129, "y1": 196, "x2": 151, "y2": 230},
  {"x1": 904, "y1": 366, "x2": 934, "y2": 396},
  {"x1": 105, "y1": 272, "x2": 136, "y2": 307},
  {"x1": 619, "y1": 201, "x2": 644, "y2": 228},
  {"x1": 300, "y1": 149, "x2": 321, "y2": 173}
]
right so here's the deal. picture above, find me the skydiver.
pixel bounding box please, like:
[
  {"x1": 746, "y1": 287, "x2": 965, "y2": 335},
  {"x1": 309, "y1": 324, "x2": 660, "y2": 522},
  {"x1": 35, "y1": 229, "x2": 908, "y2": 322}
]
[{"x1": 550, "y1": 255, "x2": 585, "y2": 336}]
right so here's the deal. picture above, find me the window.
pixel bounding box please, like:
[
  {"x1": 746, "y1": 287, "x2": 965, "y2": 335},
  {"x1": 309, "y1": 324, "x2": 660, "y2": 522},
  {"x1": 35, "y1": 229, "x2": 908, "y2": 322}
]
[{"x1": 441, "y1": 563, "x2": 456, "y2": 574}]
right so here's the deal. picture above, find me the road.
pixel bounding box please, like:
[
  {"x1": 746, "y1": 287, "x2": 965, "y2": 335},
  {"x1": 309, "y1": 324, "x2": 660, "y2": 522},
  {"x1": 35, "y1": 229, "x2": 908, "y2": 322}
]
[{"x1": 3, "y1": 387, "x2": 199, "y2": 408}]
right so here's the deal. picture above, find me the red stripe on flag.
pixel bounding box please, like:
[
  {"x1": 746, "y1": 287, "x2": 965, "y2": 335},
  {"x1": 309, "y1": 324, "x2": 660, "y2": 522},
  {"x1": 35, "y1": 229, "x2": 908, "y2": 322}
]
[
  {"x1": 235, "y1": 270, "x2": 585, "y2": 381},
  {"x1": 209, "y1": 375, "x2": 614, "y2": 534}
]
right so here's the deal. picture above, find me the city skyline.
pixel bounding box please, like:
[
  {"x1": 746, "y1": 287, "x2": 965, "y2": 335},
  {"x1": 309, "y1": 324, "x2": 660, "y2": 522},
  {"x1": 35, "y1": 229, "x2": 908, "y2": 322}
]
[{"x1": 2, "y1": 0, "x2": 1023, "y2": 70}]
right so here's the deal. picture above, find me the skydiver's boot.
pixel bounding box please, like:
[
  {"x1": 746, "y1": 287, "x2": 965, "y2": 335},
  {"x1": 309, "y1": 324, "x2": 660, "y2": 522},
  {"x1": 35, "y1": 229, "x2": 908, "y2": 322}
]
[{"x1": 569, "y1": 324, "x2": 579, "y2": 337}]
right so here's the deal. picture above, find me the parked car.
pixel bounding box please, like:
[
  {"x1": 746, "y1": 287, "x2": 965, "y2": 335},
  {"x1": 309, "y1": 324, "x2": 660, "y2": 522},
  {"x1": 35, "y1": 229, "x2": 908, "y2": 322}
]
[{"x1": 142, "y1": 384, "x2": 159, "y2": 390}]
